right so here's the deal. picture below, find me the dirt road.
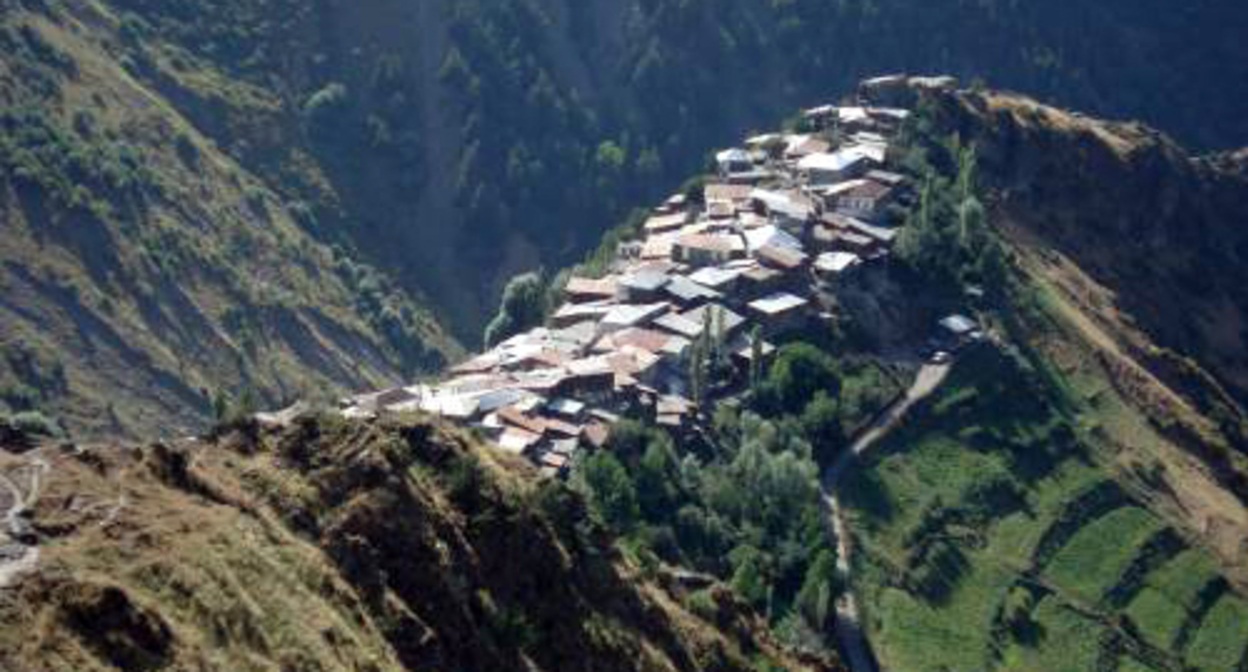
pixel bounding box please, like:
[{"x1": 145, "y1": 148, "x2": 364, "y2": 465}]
[{"x1": 822, "y1": 363, "x2": 951, "y2": 672}]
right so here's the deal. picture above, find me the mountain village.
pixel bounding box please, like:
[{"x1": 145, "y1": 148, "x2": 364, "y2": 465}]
[{"x1": 324, "y1": 76, "x2": 981, "y2": 478}]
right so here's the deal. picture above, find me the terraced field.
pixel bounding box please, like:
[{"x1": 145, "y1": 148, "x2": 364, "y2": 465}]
[
  {"x1": 1187, "y1": 594, "x2": 1248, "y2": 671},
  {"x1": 842, "y1": 347, "x2": 1248, "y2": 672},
  {"x1": 1125, "y1": 550, "x2": 1223, "y2": 651},
  {"x1": 1043, "y1": 505, "x2": 1167, "y2": 605}
]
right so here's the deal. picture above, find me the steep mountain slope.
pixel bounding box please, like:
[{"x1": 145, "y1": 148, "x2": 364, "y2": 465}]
[
  {"x1": 0, "y1": 5, "x2": 462, "y2": 440},
  {"x1": 0, "y1": 414, "x2": 837, "y2": 671},
  {"x1": 837, "y1": 80, "x2": 1248, "y2": 672},
  {"x1": 5, "y1": 0, "x2": 1248, "y2": 439},
  {"x1": 921, "y1": 87, "x2": 1248, "y2": 411}
]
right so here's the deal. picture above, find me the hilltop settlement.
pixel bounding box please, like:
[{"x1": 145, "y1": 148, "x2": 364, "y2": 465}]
[{"x1": 321, "y1": 76, "x2": 981, "y2": 477}]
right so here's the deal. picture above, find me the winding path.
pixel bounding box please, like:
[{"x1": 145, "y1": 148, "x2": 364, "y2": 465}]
[
  {"x1": 0, "y1": 454, "x2": 49, "y2": 588},
  {"x1": 821, "y1": 363, "x2": 951, "y2": 672}
]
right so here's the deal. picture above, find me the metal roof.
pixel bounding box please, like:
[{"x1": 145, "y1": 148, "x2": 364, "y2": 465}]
[
  {"x1": 940, "y1": 314, "x2": 978, "y2": 335},
  {"x1": 749, "y1": 293, "x2": 809, "y2": 315}
]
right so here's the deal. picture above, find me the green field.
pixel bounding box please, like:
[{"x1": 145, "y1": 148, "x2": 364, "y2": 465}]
[
  {"x1": 868, "y1": 559, "x2": 1017, "y2": 671},
  {"x1": 1126, "y1": 587, "x2": 1190, "y2": 650},
  {"x1": 1187, "y1": 594, "x2": 1248, "y2": 671},
  {"x1": 1043, "y1": 506, "x2": 1165, "y2": 605},
  {"x1": 1125, "y1": 549, "x2": 1223, "y2": 650},
  {"x1": 1000, "y1": 596, "x2": 1108, "y2": 671},
  {"x1": 843, "y1": 347, "x2": 1248, "y2": 672}
]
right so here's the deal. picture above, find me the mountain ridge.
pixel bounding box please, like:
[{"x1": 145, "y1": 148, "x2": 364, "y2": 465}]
[{"x1": 6, "y1": 0, "x2": 1248, "y2": 440}]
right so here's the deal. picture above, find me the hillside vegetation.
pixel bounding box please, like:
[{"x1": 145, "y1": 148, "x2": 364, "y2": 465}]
[
  {"x1": 0, "y1": 3, "x2": 462, "y2": 440},
  {"x1": 836, "y1": 82, "x2": 1248, "y2": 671},
  {"x1": 0, "y1": 414, "x2": 836, "y2": 671},
  {"x1": 4, "y1": 0, "x2": 1248, "y2": 441}
]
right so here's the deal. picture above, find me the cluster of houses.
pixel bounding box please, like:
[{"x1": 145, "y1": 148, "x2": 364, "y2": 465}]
[{"x1": 337, "y1": 100, "x2": 958, "y2": 477}]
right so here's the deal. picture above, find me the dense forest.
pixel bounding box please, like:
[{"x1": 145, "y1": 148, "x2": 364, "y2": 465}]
[
  {"x1": 436, "y1": 0, "x2": 1248, "y2": 331},
  {"x1": 17, "y1": 0, "x2": 1246, "y2": 335}
]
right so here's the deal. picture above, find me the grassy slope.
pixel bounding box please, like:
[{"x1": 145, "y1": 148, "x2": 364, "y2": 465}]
[
  {"x1": 0, "y1": 414, "x2": 830, "y2": 671},
  {"x1": 836, "y1": 86, "x2": 1248, "y2": 671},
  {"x1": 0, "y1": 6, "x2": 463, "y2": 439},
  {"x1": 842, "y1": 320, "x2": 1247, "y2": 671}
]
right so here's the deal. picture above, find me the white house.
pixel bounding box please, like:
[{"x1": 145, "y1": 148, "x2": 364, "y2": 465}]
[
  {"x1": 798, "y1": 150, "x2": 871, "y2": 185},
  {"x1": 716, "y1": 148, "x2": 754, "y2": 177}
]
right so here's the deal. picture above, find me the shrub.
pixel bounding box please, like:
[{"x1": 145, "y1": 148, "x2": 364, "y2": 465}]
[
  {"x1": 575, "y1": 450, "x2": 639, "y2": 533},
  {"x1": 302, "y1": 83, "x2": 351, "y2": 143},
  {"x1": 0, "y1": 383, "x2": 40, "y2": 412},
  {"x1": 10, "y1": 410, "x2": 63, "y2": 438},
  {"x1": 685, "y1": 588, "x2": 719, "y2": 621},
  {"x1": 483, "y1": 272, "x2": 546, "y2": 349}
]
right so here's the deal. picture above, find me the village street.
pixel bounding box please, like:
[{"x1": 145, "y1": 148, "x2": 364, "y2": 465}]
[{"x1": 822, "y1": 362, "x2": 951, "y2": 672}]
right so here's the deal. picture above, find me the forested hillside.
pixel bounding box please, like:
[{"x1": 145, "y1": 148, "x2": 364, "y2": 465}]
[
  {"x1": 0, "y1": 2, "x2": 462, "y2": 440},
  {"x1": 4, "y1": 0, "x2": 1248, "y2": 438}
]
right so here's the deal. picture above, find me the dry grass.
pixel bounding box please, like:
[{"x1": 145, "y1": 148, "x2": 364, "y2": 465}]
[
  {"x1": 1005, "y1": 226, "x2": 1248, "y2": 587},
  {"x1": 0, "y1": 415, "x2": 834, "y2": 671},
  {"x1": 0, "y1": 8, "x2": 464, "y2": 441}
]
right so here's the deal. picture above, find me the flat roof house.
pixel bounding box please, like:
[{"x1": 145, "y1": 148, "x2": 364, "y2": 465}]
[
  {"x1": 843, "y1": 143, "x2": 887, "y2": 165},
  {"x1": 687, "y1": 266, "x2": 743, "y2": 295},
  {"x1": 673, "y1": 233, "x2": 746, "y2": 267},
  {"x1": 552, "y1": 301, "x2": 614, "y2": 329},
  {"x1": 730, "y1": 338, "x2": 777, "y2": 371},
  {"x1": 798, "y1": 150, "x2": 871, "y2": 185},
  {"x1": 618, "y1": 269, "x2": 671, "y2": 303},
  {"x1": 556, "y1": 358, "x2": 616, "y2": 401},
  {"x1": 716, "y1": 148, "x2": 754, "y2": 177},
  {"x1": 751, "y1": 188, "x2": 814, "y2": 231},
  {"x1": 755, "y1": 244, "x2": 808, "y2": 274},
  {"x1": 663, "y1": 275, "x2": 723, "y2": 308},
  {"x1": 837, "y1": 106, "x2": 873, "y2": 131},
  {"x1": 641, "y1": 233, "x2": 678, "y2": 262},
  {"x1": 748, "y1": 293, "x2": 810, "y2": 336},
  {"x1": 704, "y1": 183, "x2": 754, "y2": 205},
  {"x1": 545, "y1": 397, "x2": 587, "y2": 422},
  {"x1": 744, "y1": 224, "x2": 803, "y2": 256},
  {"x1": 644, "y1": 211, "x2": 689, "y2": 235},
  {"x1": 866, "y1": 169, "x2": 907, "y2": 187},
  {"x1": 738, "y1": 265, "x2": 786, "y2": 301},
  {"x1": 836, "y1": 180, "x2": 895, "y2": 222},
  {"x1": 814, "y1": 251, "x2": 863, "y2": 281},
  {"x1": 938, "y1": 314, "x2": 981, "y2": 349},
  {"x1": 785, "y1": 135, "x2": 831, "y2": 160},
  {"x1": 599, "y1": 302, "x2": 671, "y2": 334},
  {"x1": 593, "y1": 327, "x2": 673, "y2": 357},
  {"x1": 653, "y1": 311, "x2": 706, "y2": 341},
  {"x1": 833, "y1": 231, "x2": 878, "y2": 255},
  {"x1": 842, "y1": 217, "x2": 899, "y2": 249},
  {"x1": 565, "y1": 276, "x2": 620, "y2": 303}
]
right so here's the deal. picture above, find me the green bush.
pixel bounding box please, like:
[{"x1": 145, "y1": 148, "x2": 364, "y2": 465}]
[
  {"x1": 483, "y1": 272, "x2": 547, "y2": 349},
  {"x1": 9, "y1": 410, "x2": 63, "y2": 438},
  {"x1": 302, "y1": 82, "x2": 351, "y2": 143},
  {"x1": 574, "y1": 450, "x2": 639, "y2": 533}
]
